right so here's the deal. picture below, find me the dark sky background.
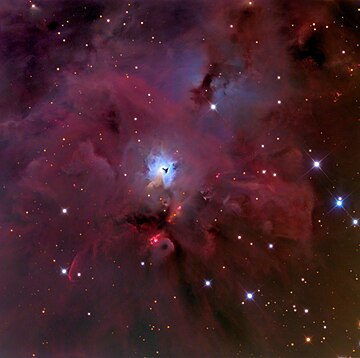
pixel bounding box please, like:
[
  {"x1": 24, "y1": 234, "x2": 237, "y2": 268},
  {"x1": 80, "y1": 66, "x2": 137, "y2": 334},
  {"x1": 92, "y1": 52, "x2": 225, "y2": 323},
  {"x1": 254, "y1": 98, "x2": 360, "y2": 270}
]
[{"x1": 0, "y1": 0, "x2": 359, "y2": 357}]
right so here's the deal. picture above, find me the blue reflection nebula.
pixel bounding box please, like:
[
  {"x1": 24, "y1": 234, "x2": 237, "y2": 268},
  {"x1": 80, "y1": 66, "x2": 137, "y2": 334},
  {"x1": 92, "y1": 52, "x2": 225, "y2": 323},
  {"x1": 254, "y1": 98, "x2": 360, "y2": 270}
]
[{"x1": 147, "y1": 153, "x2": 176, "y2": 188}]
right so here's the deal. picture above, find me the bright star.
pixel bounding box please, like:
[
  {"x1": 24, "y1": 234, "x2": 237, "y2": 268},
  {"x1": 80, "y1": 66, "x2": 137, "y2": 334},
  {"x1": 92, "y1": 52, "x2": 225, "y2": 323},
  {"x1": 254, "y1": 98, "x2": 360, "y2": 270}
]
[
  {"x1": 61, "y1": 268, "x2": 67, "y2": 275},
  {"x1": 353, "y1": 219, "x2": 359, "y2": 226},
  {"x1": 268, "y1": 243, "x2": 274, "y2": 249},
  {"x1": 61, "y1": 208, "x2": 68, "y2": 214},
  {"x1": 204, "y1": 279, "x2": 212, "y2": 287},
  {"x1": 246, "y1": 292, "x2": 254, "y2": 300},
  {"x1": 336, "y1": 197, "x2": 343, "y2": 207},
  {"x1": 210, "y1": 103, "x2": 217, "y2": 111},
  {"x1": 313, "y1": 161, "x2": 320, "y2": 168}
]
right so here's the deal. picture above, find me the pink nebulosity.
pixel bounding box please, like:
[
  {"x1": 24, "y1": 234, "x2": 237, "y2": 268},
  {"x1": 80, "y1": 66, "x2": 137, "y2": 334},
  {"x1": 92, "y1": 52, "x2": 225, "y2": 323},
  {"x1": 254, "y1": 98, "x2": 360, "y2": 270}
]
[{"x1": 0, "y1": 0, "x2": 358, "y2": 357}]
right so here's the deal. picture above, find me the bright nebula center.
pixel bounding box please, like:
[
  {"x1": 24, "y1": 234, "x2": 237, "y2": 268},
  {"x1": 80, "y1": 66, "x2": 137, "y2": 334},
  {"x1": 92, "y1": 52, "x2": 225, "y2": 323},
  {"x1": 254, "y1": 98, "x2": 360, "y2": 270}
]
[{"x1": 147, "y1": 152, "x2": 177, "y2": 188}]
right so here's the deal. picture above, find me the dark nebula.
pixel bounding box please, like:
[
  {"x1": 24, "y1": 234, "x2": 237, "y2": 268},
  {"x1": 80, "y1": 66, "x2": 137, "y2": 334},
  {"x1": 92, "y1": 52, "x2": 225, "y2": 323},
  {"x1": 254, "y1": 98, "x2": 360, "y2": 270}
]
[{"x1": 0, "y1": 0, "x2": 359, "y2": 357}]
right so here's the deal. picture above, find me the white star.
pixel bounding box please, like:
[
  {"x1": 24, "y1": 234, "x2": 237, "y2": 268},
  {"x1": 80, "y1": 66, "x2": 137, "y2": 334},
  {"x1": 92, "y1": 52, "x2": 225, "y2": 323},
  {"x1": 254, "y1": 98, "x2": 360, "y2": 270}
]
[{"x1": 246, "y1": 292, "x2": 254, "y2": 300}]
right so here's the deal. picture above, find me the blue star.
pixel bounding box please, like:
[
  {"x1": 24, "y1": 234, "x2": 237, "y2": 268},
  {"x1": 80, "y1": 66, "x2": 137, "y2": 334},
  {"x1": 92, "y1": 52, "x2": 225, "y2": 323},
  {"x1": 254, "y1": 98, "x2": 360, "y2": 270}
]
[{"x1": 336, "y1": 197, "x2": 343, "y2": 207}]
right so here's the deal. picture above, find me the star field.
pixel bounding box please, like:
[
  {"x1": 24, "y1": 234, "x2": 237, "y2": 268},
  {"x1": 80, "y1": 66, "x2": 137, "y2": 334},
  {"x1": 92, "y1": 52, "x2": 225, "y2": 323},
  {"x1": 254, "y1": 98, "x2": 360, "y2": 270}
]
[{"x1": 0, "y1": 0, "x2": 359, "y2": 357}]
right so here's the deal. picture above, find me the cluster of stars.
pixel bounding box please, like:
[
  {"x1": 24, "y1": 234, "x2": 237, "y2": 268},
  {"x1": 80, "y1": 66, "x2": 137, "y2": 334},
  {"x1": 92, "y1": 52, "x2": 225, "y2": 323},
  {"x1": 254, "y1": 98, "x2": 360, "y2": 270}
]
[
  {"x1": 15, "y1": 2, "x2": 358, "y2": 357},
  {"x1": 312, "y1": 160, "x2": 358, "y2": 226}
]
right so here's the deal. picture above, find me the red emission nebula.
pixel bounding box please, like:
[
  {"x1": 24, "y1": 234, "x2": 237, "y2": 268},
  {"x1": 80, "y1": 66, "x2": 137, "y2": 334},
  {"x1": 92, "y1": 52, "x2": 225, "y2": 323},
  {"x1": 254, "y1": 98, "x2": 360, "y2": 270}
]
[{"x1": 0, "y1": 0, "x2": 359, "y2": 357}]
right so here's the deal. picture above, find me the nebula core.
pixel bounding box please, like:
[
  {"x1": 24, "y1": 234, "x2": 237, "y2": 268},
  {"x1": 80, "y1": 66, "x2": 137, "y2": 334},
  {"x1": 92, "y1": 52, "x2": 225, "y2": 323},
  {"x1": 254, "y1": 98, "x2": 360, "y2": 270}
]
[{"x1": 0, "y1": 0, "x2": 359, "y2": 357}]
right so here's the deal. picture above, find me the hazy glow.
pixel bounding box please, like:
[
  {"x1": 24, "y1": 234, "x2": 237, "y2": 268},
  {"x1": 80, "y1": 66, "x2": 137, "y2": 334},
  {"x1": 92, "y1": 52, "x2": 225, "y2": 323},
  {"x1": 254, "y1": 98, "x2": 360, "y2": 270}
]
[{"x1": 147, "y1": 152, "x2": 176, "y2": 188}]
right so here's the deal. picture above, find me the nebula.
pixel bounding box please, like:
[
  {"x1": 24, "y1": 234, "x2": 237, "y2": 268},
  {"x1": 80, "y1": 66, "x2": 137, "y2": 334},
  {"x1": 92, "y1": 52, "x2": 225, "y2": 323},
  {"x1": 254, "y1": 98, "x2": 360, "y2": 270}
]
[{"x1": 0, "y1": 0, "x2": 359, "y2": 357}]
